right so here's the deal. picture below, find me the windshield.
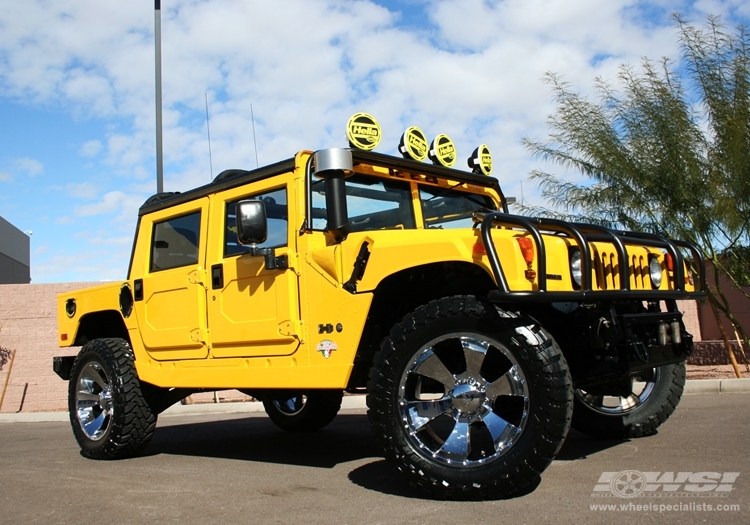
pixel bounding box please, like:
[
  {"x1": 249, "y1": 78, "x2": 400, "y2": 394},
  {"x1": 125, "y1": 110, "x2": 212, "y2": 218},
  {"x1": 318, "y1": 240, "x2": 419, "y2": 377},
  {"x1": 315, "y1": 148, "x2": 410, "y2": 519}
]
[
  {"x1": 311, "y1": 174, "x2": 415, "y2": 232},
  {"x1": 419, "y1": 186, "x2": 495, "y2": 229},
  {"x1": 310, "y1": 171, "x2": 497, "y2": 232}
]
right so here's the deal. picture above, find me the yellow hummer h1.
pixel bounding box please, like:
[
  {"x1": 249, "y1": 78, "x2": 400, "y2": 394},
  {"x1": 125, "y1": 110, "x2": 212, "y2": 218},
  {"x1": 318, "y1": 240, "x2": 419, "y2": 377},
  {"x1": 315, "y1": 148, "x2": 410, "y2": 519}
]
[{"x1": 54, "y1": 115, "x2": 705, "y2": 500}]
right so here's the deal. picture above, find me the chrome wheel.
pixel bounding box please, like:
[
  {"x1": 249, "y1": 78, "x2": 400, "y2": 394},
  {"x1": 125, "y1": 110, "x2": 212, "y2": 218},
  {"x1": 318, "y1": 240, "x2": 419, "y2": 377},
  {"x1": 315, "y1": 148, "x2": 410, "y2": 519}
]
[
  {"x1": 75, "y1": 361, "x2": 114, "y2": 441},
  {"x1": 272, "y1": 395, "x2": 307, "y2": 416},
  {"x1": 574, "y1": 368, "x2": 659, "y2": 416},
  {"x1": 398, "y1": 332, "x2": 530, "y2": 467},
  {"x1": 262, "y1": 390, "x2": 343, "y2": 432}
]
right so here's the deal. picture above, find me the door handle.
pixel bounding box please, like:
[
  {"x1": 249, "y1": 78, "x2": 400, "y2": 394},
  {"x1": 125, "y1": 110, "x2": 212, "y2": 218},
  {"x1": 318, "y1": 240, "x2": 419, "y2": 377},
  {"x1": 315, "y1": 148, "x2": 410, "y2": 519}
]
[
  {"x1": 134, "y1": 279, "x2": 144, "y2": 301},
  {"x1": 211, "y1": 264, "x2": 224, "y2": 290}
]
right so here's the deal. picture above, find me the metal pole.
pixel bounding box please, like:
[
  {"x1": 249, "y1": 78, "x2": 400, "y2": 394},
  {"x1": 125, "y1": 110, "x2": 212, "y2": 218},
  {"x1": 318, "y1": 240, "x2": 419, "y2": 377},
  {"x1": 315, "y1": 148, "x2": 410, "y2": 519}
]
[{"x1": 154, "y1": 0, "x2": 164, "y2": 193}]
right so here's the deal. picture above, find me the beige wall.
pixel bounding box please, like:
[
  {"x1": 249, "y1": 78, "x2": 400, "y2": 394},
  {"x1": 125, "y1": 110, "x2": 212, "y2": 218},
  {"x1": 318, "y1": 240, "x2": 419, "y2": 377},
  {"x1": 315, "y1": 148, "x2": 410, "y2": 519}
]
[
  {"x1": 678, "y1": 299, "x2": 702, "y2": 342},
  {"x1": 0, "y1": 283, "x2": 705, "y2": 413},
  {"x1": 0, "y1": 283, "x2": 97, "y2": 413}
]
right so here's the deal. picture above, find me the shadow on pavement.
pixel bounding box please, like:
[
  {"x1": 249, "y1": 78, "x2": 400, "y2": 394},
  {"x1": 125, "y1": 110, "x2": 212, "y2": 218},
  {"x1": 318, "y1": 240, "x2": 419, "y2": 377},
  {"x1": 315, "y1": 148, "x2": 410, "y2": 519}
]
[
  {"x1": 555, "y1": 428, "x2": 629, "y2": 461},
  {"x1": 146, "y1": 413, "x2": 630, "y2": 499},
  {"x1": 348, "y1": 461, "x2": 542, "y2": 500},
  {"x1": 147, "y1": 413, "x2": 379, "y2": 468}
]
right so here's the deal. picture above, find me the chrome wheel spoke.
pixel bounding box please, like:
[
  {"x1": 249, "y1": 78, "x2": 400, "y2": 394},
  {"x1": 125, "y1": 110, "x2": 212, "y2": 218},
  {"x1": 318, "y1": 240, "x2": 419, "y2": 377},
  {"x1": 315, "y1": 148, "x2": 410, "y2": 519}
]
[
  {"x1": 87, "y1": 365, "x2": 108, "y2": 390},
  {"x1": 83, "y1": 412, "x2": 107, "y2": 437},
  {"x1": 439, "y1": 419, "x2": 471, "y2": 460},
  {"x1": 484, "y1": 411, "x2": 518, "y2": 450},
  {"x1": 405, "y1": 397, "x2": 452, "y2": 431},
  {"x1": 461, "y1": 338, "x2": 487, "y2": 379},
  {"x1": 76, "y1": 391, "x2": 99, "y2": 403},
  {"x1": 413, "y1": 350, "x2": 455, "y2": 389},
  {"x1": 620, "y1": 394, "x2": 640, "y2": 411},
  {"x1": 485, "y1": 366, "x2": 523, "y2": 399}
]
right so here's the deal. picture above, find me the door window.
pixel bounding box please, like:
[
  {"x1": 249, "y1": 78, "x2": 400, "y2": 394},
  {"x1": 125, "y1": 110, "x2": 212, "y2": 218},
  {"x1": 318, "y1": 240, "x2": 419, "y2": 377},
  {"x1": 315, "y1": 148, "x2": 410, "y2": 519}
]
[
  {"x1": 224, "y1": 187, "x2": 288, "y2": 257},
  {"x1": 150, "y1": 211, "x2": 201, "y2": 271}
]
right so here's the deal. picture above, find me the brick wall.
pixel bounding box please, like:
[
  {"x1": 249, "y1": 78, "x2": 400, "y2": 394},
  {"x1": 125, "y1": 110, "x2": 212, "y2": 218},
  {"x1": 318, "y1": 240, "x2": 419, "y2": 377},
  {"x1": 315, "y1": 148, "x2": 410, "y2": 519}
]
[
  {"x1": 678, "y1": 299, "x2": 702, "y2": 342},
  {"x1": 0, "y1": 283, "x2": 97, "y2": 413}
]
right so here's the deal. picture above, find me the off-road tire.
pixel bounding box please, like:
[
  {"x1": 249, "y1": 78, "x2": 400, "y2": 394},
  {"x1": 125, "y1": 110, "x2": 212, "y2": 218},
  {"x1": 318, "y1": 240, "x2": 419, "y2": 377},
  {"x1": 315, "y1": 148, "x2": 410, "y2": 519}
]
[
  {"x1": 262, "y1": 390, "x2": 343, "y2": 432},
  {"x1": 68, "y1": 338, "x2": 157, "y2": 459},
  {"x1": 571, "y1": 362, "x2": 686, "y2": 439},
  {"x1": 367, "y1": 295, "x2": 573, "y2": 500}
]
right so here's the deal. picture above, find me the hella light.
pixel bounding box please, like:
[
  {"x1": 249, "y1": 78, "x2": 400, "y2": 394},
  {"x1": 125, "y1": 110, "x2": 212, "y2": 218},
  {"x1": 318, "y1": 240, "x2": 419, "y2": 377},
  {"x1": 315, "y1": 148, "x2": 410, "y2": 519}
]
[
  {"x1": 570, "y1": 249, "x2": 582, "y2": 289},
  {"x1": 649, "y1": 255, "x2": 663, "y2": 289}
]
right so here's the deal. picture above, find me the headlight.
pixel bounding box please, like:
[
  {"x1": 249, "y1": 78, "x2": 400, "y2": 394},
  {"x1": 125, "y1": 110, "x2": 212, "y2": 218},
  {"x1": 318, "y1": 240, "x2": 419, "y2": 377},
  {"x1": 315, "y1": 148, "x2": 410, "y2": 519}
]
[
  {"x1": 649, "y1": 255, "x2": 663, "y2": 289},
  {"x1": 570, "y1": 249, "x2": 582, "y2": 289}
]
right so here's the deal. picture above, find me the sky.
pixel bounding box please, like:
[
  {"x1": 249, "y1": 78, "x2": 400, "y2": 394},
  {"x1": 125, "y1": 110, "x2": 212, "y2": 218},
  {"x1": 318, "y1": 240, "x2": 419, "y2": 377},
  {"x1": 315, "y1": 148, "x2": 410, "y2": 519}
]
[{"x1": 1, "y1": 0, "x2": 748, "y2": 283}]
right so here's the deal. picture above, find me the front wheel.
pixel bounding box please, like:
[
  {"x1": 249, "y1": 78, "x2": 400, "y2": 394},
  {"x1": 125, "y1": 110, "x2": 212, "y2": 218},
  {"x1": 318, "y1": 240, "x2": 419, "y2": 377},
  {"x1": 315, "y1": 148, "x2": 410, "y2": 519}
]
[
  {"x1": 571, "y1": 362, "x2": 686, "y2": 439},
  {"x1": 68, "y1": 338, "x2": 157, "y2": 459},
  {"x1": 367, "y1": 296, "x2": 573, "y2": 500},
  {"x1": 262, "y1": 390, "x2": 343, "y2": 432}
]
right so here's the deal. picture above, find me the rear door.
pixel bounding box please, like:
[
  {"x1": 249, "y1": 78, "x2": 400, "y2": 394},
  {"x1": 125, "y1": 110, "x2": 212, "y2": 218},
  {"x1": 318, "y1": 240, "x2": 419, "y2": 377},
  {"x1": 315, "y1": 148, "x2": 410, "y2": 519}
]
[{"x1": 132, "y1": 198, "x2": 210, "y2": 360}]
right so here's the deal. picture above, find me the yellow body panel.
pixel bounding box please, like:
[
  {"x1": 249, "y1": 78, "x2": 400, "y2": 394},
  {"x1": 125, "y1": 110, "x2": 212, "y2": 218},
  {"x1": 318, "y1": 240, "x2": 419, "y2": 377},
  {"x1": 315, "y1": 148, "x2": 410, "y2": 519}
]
[{"x1": 58, "y1": 149, "x2": 696, "y2": 391}]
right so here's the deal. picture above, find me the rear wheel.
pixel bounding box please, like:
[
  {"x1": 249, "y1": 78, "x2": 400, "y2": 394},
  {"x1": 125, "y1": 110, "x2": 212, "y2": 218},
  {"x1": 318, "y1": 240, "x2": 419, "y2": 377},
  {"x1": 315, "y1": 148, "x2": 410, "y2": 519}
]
[
  {"x1": 367, "y1": 296, "x2": 573, "y2": 500},
  {"x1": 571, "y1": 362, "x2": 686, "y2": 439},
  {"x1": 68, "y1": 338, "x2": 156, "y2": 459},
  {"x1": 262, "y1": 390, "x2": 343, "y2": 432}
]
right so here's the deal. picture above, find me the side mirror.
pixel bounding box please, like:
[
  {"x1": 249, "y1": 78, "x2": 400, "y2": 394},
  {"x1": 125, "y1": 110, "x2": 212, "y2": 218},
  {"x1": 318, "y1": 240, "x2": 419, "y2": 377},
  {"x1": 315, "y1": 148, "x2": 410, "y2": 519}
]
[{"x1": 236, "y1": 200, "x2": 267, "y2": 245}]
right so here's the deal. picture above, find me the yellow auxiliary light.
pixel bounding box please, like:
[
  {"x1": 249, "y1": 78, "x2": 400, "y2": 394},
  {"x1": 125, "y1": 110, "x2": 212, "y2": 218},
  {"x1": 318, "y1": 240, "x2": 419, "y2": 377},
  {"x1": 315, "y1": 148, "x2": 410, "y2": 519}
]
[
  {"x1": 346, "y1": 113, "x2": 381, "y2": 151},
  {"x1": 468, "y1": 144, "x2": 492, "y2": 176},
  {"x1": 399, "y1": 126, "x2": 428, "y2": 162},
  {"x1": 428, "y1": 134, "x2": 456, "y2": 167}
]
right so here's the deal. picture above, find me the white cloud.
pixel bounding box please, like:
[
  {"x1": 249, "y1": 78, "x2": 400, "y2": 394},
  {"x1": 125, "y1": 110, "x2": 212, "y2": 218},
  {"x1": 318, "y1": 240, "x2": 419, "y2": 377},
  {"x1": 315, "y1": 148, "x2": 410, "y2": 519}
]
[
  {"x1": 13, "y1": 157, "x2": 44, "y2": 177},
  {"x1": 0, "y1": 172, "x2": 11, "y2": 182},
  {"x1": 74, "y1": 190, "x2": 145, "y2": 224},
  {"x1": 66, "y1": 182, "x2": 99, "y2": 200},
  {"x1": 79, "y1": 140, "x2": 103, "y2": 158}
]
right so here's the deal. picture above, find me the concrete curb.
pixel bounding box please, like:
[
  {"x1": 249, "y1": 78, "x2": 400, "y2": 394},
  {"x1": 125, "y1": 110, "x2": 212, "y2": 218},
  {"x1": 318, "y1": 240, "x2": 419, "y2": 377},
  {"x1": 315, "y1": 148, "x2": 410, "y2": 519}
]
[{"x1": 3, "y1": 380, "x2": 750, "y2": 423}]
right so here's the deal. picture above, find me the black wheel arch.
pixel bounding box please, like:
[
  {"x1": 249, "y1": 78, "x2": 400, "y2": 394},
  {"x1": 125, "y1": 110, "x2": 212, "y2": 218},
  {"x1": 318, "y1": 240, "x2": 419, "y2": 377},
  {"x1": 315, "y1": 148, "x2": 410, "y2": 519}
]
[
  {"x1": 347, "y1": 261, "x2": 496, "y2": 390},
  {"x1": 73, "y1": 310, "x2": 130, "y2": 347}
]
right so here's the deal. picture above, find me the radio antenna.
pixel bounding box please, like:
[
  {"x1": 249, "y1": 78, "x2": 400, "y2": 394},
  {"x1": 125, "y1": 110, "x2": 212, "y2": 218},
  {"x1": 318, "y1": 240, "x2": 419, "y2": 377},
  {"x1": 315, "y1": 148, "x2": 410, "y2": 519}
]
[
  {"x1": 205, "y1": 93, "x2": 213, "y2": 179},
  {"x1": 251, "y1": 103, "x2": 259, "y2": 168}
]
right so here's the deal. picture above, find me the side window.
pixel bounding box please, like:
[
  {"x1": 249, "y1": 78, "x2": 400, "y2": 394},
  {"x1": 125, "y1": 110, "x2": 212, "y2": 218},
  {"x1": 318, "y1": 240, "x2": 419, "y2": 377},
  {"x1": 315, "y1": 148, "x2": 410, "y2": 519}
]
[
  {"x1": 311, "y1": 174, "x2": 415, "y2": 232},
  {"x1": 225, "y1": 187, "x2": 288, "y2": 257},
  {"x1": 151, "y1": 211, "x2": 201, "y2": 271}
]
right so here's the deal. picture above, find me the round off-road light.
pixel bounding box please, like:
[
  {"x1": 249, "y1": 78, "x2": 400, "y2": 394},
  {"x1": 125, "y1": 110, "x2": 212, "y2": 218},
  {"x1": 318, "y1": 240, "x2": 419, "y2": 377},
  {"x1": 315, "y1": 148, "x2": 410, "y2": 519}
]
[
  {"x1": 399, "y1": 126, "x2": 428, "y2": 162},
  {"x1": 570, "y1": 249, "x2": 582, "y2": 288},
  {"x1": 428, "y1": 134, "x2": 456, "y2": 167},
  {"x1": 649, "y1": 255, "x2": 663, "y2": 289},
  {"x1": 468, "y1": 144, "x2": 492, "y2": 175},
  {"x1": 346, "y1": 112, "x2": 381, "y2": 151}
]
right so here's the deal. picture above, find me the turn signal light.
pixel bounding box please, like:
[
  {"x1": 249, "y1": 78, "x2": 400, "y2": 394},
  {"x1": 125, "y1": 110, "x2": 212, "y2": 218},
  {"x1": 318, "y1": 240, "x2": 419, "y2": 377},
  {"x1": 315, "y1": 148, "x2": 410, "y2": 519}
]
[
  {"x1": 516, "y1": 237, "x2": 534, "y2": 265},
  {"x1": 665, "y1": 253, "x2": 674, "y2": 272}
]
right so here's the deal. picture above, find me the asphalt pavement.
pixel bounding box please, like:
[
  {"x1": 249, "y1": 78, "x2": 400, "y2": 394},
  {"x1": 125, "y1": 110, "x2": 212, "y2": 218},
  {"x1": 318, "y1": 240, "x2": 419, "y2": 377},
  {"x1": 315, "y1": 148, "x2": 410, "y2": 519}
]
[{"x1": 0, "y1": 392, "x2": 747, "y2": 525}]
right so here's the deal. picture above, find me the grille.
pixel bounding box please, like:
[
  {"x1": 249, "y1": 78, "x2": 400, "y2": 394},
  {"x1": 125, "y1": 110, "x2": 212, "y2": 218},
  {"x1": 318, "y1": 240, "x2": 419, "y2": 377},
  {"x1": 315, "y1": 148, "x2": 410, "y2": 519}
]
[{"x1": 591, "y1": 250, "x2": 649, "y2": 290}]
